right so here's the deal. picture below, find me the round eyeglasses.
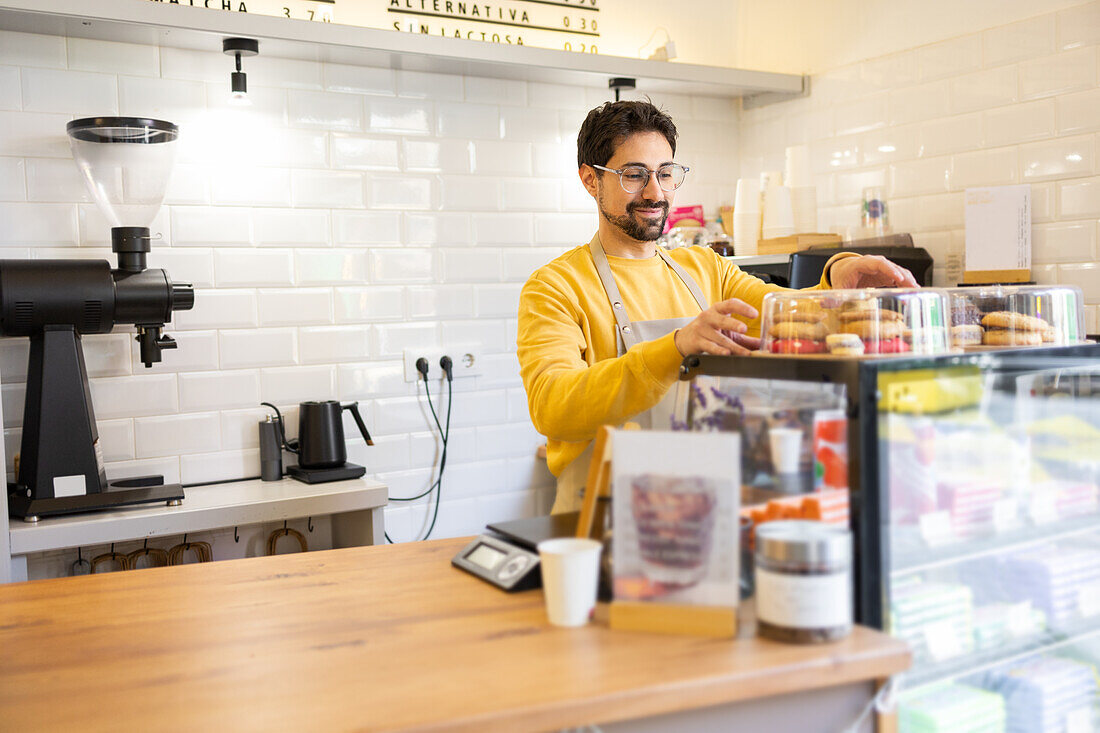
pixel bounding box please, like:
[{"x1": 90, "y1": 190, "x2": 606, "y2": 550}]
[{"x1": 592, "y1": 163, "x2": 690, "y2": 193}]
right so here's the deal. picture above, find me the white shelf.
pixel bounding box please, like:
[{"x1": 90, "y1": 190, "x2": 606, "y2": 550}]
[
  {"x1": 0, "y1": 0, "x2": 805, "y2": 101},
  {"x1": 8, "y1": 476, "x2": 388, "y2": 555},
  {"x1": 891, "y1": 514, "x2": 1100, "y2": 578},
  {"x1": 723, "y1": 254, "x2": 791, "y2": 267}
]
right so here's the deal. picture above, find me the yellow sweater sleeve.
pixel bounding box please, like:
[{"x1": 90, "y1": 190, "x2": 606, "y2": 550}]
[{"x1": 517, "y1": 273, "x2": 682, "y2": 444}]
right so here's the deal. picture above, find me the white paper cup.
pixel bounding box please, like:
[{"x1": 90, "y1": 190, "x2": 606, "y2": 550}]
[
  {"x1": 762, "y1": 185, "x2": 795, "y2": 239},
  {"x1": 768, "y1": 427, "x2": 803, "y2": 474},
  {"x1": 759, "y1": 170, "x2": 783, "y2": 190},
  {"x1": 790, "y1": 186, "x2": 818, "y2": 234},
  {"x1": 733, "y1": 212, "x2": 761, "y2": 255},
  {"x1": 734, "y1": 178, "x2": 761, "y2": 213},
  {"x1": 537, "y1": 538, "x2": 602, "y2": 627}
]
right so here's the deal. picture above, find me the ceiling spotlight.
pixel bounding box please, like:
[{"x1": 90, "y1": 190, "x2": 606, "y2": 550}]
[
  {"x1": 222, "y1": 37, "x2": 259, "y2": 106},
  {"x1": 608, "y1": 77, "x2": 636, "y2": 102}
]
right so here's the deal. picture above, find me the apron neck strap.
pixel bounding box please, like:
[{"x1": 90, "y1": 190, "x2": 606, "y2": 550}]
[{"x1": 588, "y1": 236, "x2": 710, "y2": 351}]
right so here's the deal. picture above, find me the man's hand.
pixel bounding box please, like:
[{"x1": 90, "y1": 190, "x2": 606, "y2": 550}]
[
  {"x1": 829, "y1": 255, "x2": 919, "y2": 289},
  {"x1": 674, "y1": 298, "x2": 762, "y2": 356}
]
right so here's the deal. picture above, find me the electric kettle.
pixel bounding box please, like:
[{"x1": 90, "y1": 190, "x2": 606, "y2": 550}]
[
  {"x1": 260, "y1": 400, "x2": 374, "y2": 484},
  {"x1": 298, "y1": 400, "x2": 374, "y2": 469}
]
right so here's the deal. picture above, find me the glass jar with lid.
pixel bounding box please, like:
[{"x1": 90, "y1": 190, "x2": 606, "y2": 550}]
[{"x1": 755, "y1": 520, "x2": 853, "y2": 643}]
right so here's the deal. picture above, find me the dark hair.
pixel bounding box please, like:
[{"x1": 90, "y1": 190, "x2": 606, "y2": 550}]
[{"x1": 576, "y1": 100, "x2": 678, "y2": 169}]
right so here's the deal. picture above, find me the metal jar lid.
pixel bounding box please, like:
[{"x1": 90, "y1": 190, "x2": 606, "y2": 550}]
[{"x1": 755, "y1": 520, "x2": 852, "y2": 567}]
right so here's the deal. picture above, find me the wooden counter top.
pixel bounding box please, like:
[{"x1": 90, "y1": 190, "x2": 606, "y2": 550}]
[{"x1": 0, "y1": 537, "x2": 909, "y2": 732}]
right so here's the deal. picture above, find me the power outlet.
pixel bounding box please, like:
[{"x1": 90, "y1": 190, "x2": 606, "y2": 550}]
[{"x1": 403, "y1": 347, "x2": 485, "y2": 382}]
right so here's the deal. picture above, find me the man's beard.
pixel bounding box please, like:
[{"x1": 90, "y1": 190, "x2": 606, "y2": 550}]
[{"x1": 598, "y1": 187, "x2": 669, "y2": 242}]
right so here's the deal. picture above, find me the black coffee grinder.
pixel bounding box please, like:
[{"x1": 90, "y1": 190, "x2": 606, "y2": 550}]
[{"x1": 4, "y1": 117, "x2": 194, "y2": 522}]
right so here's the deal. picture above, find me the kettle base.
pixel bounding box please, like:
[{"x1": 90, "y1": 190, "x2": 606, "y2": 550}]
[{"x1": 286, "y1": 462, "x2": 366, "y2": 484}]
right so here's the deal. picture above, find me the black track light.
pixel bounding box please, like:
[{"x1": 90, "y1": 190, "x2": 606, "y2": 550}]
[{"x1": 222, "y1": 37, "x2": 259, "y2": 106}]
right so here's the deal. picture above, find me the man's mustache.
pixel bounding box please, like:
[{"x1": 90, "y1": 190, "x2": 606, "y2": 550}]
[{"x1": 627, "y1": 200, "x2": 669, "y2": 215}]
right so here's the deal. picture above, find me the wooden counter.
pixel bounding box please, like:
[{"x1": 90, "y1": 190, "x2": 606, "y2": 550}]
[{"x1": 0, "y1": 537, "x2": 909, "y2": 732}]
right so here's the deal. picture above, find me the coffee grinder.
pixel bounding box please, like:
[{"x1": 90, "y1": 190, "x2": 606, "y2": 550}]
[{"x1": 3, "y1": 117, "x2": 194, "y2": 522}]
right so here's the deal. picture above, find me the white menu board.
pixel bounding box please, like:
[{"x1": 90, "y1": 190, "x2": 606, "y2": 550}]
[{"x1": 148, "y1": 0, "x2": 601, "y2": 53}]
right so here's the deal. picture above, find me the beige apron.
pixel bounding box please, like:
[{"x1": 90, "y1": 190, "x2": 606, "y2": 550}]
[{"x1": 550, "y1": 237, "x2": 709, "y2": 514}]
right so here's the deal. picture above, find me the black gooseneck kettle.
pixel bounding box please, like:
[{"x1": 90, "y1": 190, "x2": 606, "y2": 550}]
[
  {"x1": 296, "y1": 400, "x2": 374, "y2": 468},
  {"x1": 261, "y1": 401, "x2": 374, "y2": 482}
]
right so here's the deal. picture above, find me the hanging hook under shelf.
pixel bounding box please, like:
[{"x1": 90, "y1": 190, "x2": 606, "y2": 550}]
[
  {"x1": 307, "y1": 517, "x2": 313, "y2": 533},
  {"x1": 234, "y1": 526, "x2": 240, "y2": 543}
]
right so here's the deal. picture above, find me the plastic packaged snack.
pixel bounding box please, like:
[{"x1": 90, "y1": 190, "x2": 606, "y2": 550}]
[
  {"x1": 945, "y1": 285, "x2": 1086, "y2": 349},
  {"x1": 759, "y1": 288, "x2": 952, "y2": 358}
]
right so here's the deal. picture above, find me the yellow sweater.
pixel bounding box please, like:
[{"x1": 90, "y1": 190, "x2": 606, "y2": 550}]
[{"x1": 516, "y1": 235, "x2": 848, "y2": 477}]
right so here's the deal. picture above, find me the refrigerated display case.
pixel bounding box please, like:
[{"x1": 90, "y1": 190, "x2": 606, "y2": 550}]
[{"x1": 676, "y1": 344, "x2": 1100, "y2": 732}]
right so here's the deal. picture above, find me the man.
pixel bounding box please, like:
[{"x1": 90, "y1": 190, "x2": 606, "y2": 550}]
[{"x1": 517, "y1": 100, "x2": 918, "y2": 514}]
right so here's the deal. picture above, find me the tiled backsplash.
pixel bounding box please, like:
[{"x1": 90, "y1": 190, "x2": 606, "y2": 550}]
[
  {"x1": 0, "y1": 28, "x2": 738, "y2": 546},
  {"x1": 3, "y1": 2, "x2": 1095, "y2": 555},
  {"x1": 739, "y1": 1, "x2": 1100, "y2": 331}
]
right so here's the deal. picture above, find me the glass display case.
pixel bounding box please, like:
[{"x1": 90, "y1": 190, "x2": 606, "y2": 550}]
[
  {"x1": 676, "y1": 344, "x2": 1100, "y2": 732},
  {"x1": 945, "y1": 284, "x2": 1086, "y2": 348}
]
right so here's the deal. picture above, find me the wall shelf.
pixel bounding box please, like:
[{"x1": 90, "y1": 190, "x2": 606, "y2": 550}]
[
  {"x1": 8, "y1": 476, "x2": 387, "y2": 556},
  {"x1": 0, "y1": 0, "x2": 805, "y2": 100}
]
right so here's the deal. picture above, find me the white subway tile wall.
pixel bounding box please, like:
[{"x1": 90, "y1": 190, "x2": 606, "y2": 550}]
[
  {"x1": 740, "y1": 0, "x2": 1100, "y2": 312},
  {"x1": 3, "y1": 4, "x2": 1096, "y2": 557}
]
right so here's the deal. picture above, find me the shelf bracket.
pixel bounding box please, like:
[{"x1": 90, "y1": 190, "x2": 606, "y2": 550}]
[{"x1": 742, "y1": 76, "x2": 811, "y2": 110}]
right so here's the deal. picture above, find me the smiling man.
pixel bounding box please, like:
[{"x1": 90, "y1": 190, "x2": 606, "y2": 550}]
[{"x1": 517, "y1": 100, "x2": 918, "y2": 514}]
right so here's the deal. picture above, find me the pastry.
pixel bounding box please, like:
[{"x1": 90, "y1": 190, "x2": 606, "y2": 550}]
[
  {"x1": 951, "y1": 325, "x2": 983, "y2": 346},
  {"x1": 769, "y1": 339, "x2": 828, "y2": 354},
  {"x1": 950, "y1": 297, "x2": 982, "y2": 326},
  {"x1": 771, "y1": 321, "x2": 826, "y2": 340},
  {"x1": 864, "y1": 337, "x2": 911, "y2": 354},
  {"x1": 1042, "y1": 324, "x2": 1057, "y2": 343},
  {"x1": 980, "y1": 311, "x2": 1049, "y2": 332},
  {"x1": 980, "y1": 310, "x2": 1049, "y2": 347},
  {"x1": 826, "y1": 333, "x2": 864, "y2": 355},
  {"x1": 776, "y1": 302, "x2": 826, "y2": 323},
  {"x1": 840, "y1": 319, "x2": 904, "y2": 340},
  {"x1": 839, "y1": 308, "x2": 904, "y2": 324},
  {"x1": 839, "y1": 299, "x2": 877, "y2": 314},
  {"x1": 983, "y1": 329, "x2": 1043, "y2": 346}
]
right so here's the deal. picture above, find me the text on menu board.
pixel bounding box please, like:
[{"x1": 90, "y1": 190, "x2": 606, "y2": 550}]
[{"x1": 144, "y1": 0, "x2": 600, "y2": 52}]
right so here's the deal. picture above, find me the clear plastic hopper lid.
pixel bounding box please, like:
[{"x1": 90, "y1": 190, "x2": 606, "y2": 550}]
[{"x1": 66, "y1": 117, "x2": 179, "y2": 228}]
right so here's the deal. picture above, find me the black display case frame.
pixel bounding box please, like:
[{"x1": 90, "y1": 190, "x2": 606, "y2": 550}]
[{"x1": 679, "y1": 343, "x2": 1100, "y2": 630}]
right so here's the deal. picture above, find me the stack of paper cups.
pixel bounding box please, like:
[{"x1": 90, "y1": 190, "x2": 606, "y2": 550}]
[
  {"x1": 761, "y1": 183, "x2": 795, "y2": 239},
  {"x1": 785, "y1": 145, "x2": 818, "y2": 234},
  {"x1": 790, "y1": 186, "x2": 818, "y2": 233},
  {"x1": 733, "y1": 178, "x2": 761, "y2": 256}
]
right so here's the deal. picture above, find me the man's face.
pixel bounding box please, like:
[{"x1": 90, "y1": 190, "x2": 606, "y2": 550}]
[{"x1": 593, "y1": 131, "x2": 675, "y2": 242}]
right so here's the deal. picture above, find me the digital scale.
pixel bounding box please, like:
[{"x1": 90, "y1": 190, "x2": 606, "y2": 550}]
[{"x1": 451, "y1": 513, "x2": 579, "y2": 592}]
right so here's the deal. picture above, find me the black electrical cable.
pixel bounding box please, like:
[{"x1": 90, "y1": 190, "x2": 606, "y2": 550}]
[
  {"x1": 389, "y1": 376, "x2": 447, "y2": 503},
  {"x1": 386, "y1": 363, "x2": 453, "y2": 543},
  {"x1": 420, "y1": 372, "x2": 452, "y2": 541}
]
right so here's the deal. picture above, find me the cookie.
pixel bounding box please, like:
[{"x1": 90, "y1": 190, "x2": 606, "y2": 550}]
[
  {"x1": 864, "y1": 337, "x2": 911, "y2": 354},
  {"x1": 983, "y1": 329, "x2": 1043, "y2": 346},
  {"x1": 840, "y1": 319, "x2": 903, "y2": 340},
  {"x1": 839, "y1": 308, "x2": 905, "y2": 324},
  {"x1": 951, "y1": 324, "x2": 983, "y2": 346},
  {"x1": 1042, "y1": 324, "x2": 1057, "y2": 343},
  {"x1": 769, "y1": 339, "x2": 827, "y2": 354},
  {"x1": 826, "y1": 333, "x2": 864, "y2": 355},
  {"x1": 840, "y1": 299, "x2": 877, "y2": 313},
  {"x1": 774, "y1": 299, "x2": 827, "y2": 321},
  {"x1": 770, "y1": 321, "x2": 826, "y2": 340},
  {"x1": 951, "y1": 298, "x2": 982, "y2": 326},
  {"x1": 981, "y1": 311, "x2": 1049, "y2": 333}
]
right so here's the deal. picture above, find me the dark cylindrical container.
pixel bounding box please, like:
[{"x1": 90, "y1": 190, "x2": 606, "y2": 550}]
[{"x1": 259, "y1": 416, "x2": 284, "y2": 481}]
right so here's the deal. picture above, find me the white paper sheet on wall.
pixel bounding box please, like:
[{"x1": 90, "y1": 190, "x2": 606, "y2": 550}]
[{"x1": 964, "y1": 185, "x2": 1031, "y2": 276}]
